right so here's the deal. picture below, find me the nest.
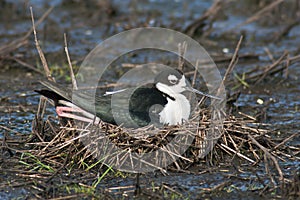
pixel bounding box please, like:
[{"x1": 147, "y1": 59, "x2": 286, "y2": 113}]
[
  {"x1": 6, "y1": 97, "x2": 291, "y2": 199},
  {"x1": 31, "y1": 96, "x2": 226, "y2": 173},
  {"x1": 30, "y1": 94, "x2": 289, "y2": 176}
]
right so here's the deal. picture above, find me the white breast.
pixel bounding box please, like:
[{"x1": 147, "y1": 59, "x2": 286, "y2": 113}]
[{"x1": 159, "y1": 94, "x2": 190, "y2": 125}]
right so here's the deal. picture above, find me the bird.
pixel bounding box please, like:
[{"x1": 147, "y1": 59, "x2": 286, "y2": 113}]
[{"x1": 35, "y1": 68, "x2": 221, "y2": 128}]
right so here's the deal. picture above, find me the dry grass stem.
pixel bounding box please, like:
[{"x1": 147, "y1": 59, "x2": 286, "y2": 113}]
[
  {"x1": 235, "y1": 0, "x2": 284, "y2": 29},
  {"x1": 178, "y1": 41, "x2": 187, "y2": 71},
  {"x1": 0, "y1": 7, "x2": 53, "y2": 56},
  {"x1": 64, "y1": 33, "x2": 78, "y2": 90},
  {"x1": 223, "y1": 35, "x2": 243, "y2": 84},
  {"x1": 30, "y1": 6, "x2": 54, "y2": 82},
  {"x1": 184, "y1": 0, "x2": 222, "y2": 36}
]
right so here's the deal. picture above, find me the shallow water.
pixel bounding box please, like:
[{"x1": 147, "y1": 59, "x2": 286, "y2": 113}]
[{"x1": 0, "y1": 0, "x2": 299, "y2": 199}]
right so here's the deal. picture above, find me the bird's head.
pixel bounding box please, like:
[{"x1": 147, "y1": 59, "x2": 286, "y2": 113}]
[{"x1": 155, "y1": 68, "x2": 222, "y2": 100}]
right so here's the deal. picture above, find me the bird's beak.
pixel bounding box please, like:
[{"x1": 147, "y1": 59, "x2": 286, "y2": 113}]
[{"x1": 185, "y1": 86, "x2": 222, "y2": 100}]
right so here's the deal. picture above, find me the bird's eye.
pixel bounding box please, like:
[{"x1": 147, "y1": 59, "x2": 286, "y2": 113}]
[
  {"x1": 169, "y1": 79, "x2": 177, "y2": 84},
  {"x1": 168, "y1": 75, "x2": 178, "y2": 85}
]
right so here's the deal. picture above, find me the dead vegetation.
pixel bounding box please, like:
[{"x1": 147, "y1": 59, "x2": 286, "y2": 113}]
[
  {"x1": 1, "y1": 84, "x2": 299, "y2": 198},
  {"x1": 1, "y1": 0, "x2": 300, "y2": 199}
]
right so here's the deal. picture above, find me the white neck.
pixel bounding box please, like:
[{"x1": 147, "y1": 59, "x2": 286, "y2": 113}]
[
  {"x1": 158, "y1": 94, "x2": 190, "y2": 125},
  {"x1": 156, "y1": 77, "x2": 190, "y2": 125}
]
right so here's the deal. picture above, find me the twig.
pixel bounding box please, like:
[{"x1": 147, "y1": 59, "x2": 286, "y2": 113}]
[
  {"x1": 8, "y1": 56, "x2": 44, "y2": 75},
  {"x1": 222, "y1": 35, "x2": 243, "y2": 84},
  {"x1": 241, "y1": 52, "x2": 299, "y2": 84},
  {"x1": 162, "y1": 183, "x2": 183, "y2": 197},
  {"x1": 216, "y1": 36, "x2": 243, "y2": 98},
  {"x1": 0, "y1": 125, "x2": 22, "y2": 135},
  {"x1": 1, "y1": 132, "x2": 14, "y2": 157},
  {"x1": 0, "y1": 7, "x2": 53, "y2": 55},
  {"x1": 46, "y1": 145, "x2": 72, "y2": 183},
  {"x1": 220, "y1": 143, "x2": 255, "y2": 164},
  {"x1": 30, "y1": 7, "x2": 54, "y2": 82},
  {"x1": 264, "y1": 47, "x2": 275, "y2": 63},
  {"x1": 274, "y1": 17, "x2": 300, "y2": 42},
  {"x1": 254, "y1": 51, "x2": 288, "y2": 84},
  {"x1": 178, "y1": 41, "x2": 187, "y2": 71},
  {"x1": 284, "y1": 53, "x2": 290, "y2": 79},
  {"x1": 201, "y1": 180, "x2": 231, "y2": 192},
  {"x1": 273, "y1": 132, "x2": 299, "y2": 150},
  {"x1": 64, "y1": 33, "x2": 78, "y2": 90},
  {"x1": 184, "y1": 0, "x2": 222, "y2": 36},
  {"x1": 248, "y1": 134, "x2": 284, "y2": 181},
  {"x1": 235, "y1": 0, "x2": 284, "y2": 29},
  {"x1": 191, "y1": 60, "x2": 198, "y2": 88}
]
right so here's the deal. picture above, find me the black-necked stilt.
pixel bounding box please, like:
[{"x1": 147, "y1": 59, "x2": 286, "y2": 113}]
[{"x1": 36, "y1": 68, "x2": 221, "y2": 127}]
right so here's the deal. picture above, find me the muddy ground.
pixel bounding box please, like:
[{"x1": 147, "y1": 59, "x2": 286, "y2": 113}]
[{"x1": 0, "y1": 0, "x2": 300, "y2": 199}]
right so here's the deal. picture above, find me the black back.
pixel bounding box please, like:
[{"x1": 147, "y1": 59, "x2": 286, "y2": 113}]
[{"x1": 36, "y1": 80, "x2": 168, "y2": 127}]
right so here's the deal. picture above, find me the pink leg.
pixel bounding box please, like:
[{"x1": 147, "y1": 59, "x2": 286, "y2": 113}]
[
  {"x1": 56, "y1": 106, "x2": 82, "y2": 115},
  {"x1": 55, "y1": 101, "x2": 101, "y2": 124}
]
